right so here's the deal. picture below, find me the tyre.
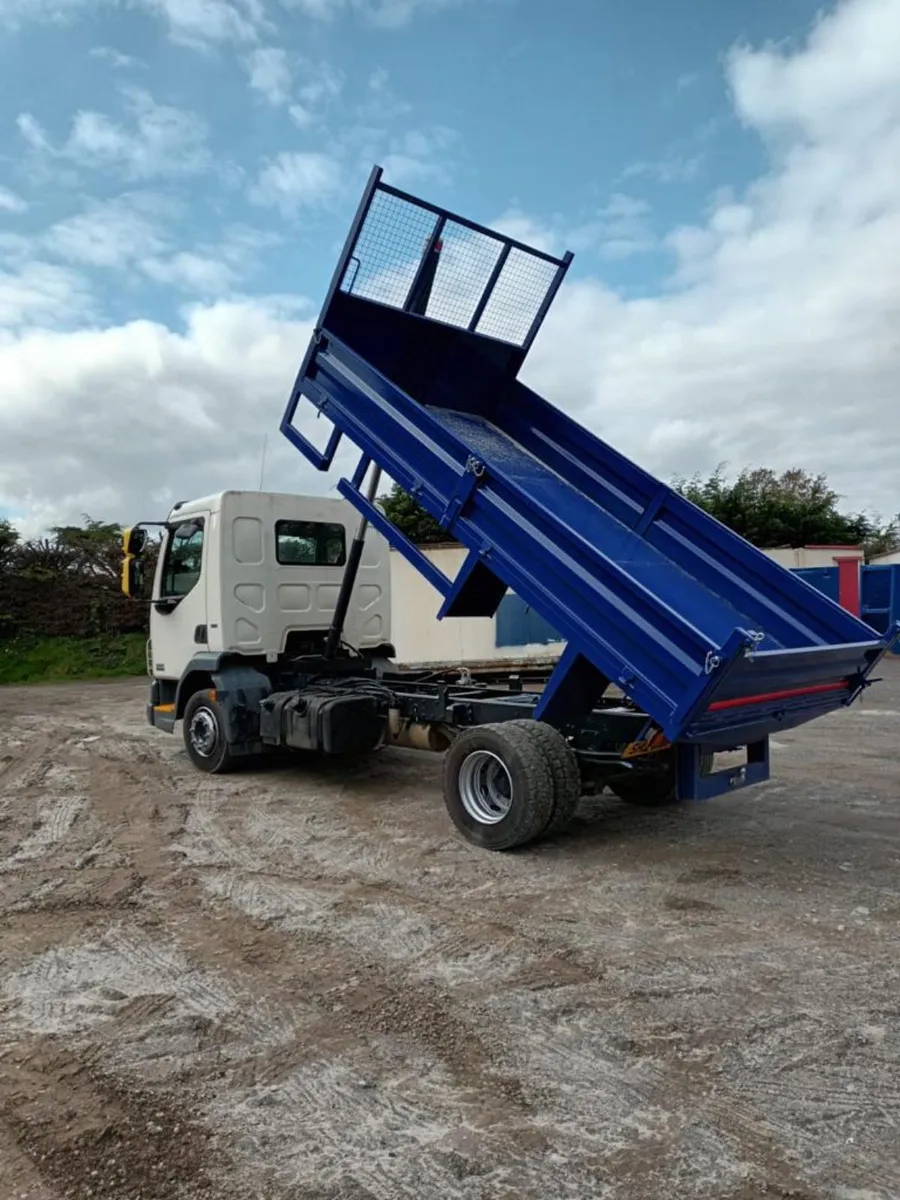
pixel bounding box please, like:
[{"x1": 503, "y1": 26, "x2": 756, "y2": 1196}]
[
  {"x1": 442, "y1": 722, "x2": 555, "y2": 851},
  {"x1": 182, "y1": 690, "x2": 236, "y2": 774},
  {"x1": 609, "y1": 749, "x2": 713, "y2": 806},
  {"x1": 507, "y1": 719, "x2": 582, "y2": 836}
]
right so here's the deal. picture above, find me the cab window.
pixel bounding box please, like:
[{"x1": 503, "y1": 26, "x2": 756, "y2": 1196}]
[
  {"x1": 276, "y1": 520, "x2": 346, "y2": 567},
  {"x1": 161, "y1": 518, "x2": 205, "y2": 597}
]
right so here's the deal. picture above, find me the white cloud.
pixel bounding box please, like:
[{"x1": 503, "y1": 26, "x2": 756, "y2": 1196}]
[
  {"x1": 355, "y1": 0, "x2": 469, "y2": 27},
  {"x1": 3, "y1": 0, "x2": 900, "y2": 535},
  {"x1": 0, "y1": 0, "x2": 267, "y2": 43},
  {"x1": 18, "y1": 88, "x2": 210, "y2": 180},
  {"x1": 140, "y1": 251, "x2": 235, "y2": 293},
  {"x1": 250, "y1": 151, "x2": 343, "y2": 214},
  {"x1": 288, "y1": 104, "x2": 314, "y2": 128},
  {"x1": 297, "y1": 60, "x2": 342, "y2": 105},
  {"x1": 726, "y1": 0, "x2": 900, "y2": 143},
  {"x1": 147, "y1": 0, "x2": 265, "y2": 45},
  {"x1": 287, "y1": 59, "x2": 343, "y2": 126},
  {"x1": 16, "y1": 113, "x2": 53, "y2": 154},
  {"x1": 245, "y1": 46, "x2": 292, "y2": 105},
  {"x1": 0, "y1": 0, "x2": 94, "y2": 23},
  {"x1": 495, "y1": 194, "x2": 655, "y2": 261},
  {"x1": 572, "y1": 192, "x2": 656, "y2": 260},
  {"x1": 90, "y1": 44, "x2": 139, "y2": 68},
  {"x1": 0, "y1": 186, "x2": 27, "y2": 214},
  {"x1": 280, "y1": 0, "x2": 472, "y2": 25},
  {"x1": 38, "y1": 194, "x2": 277, "y2": 295},
  {"x1": 0, "y1": 261, "x2": 91, "y2": 329},
  {"x1": 358, "y1": 66, "x2": 412, "y2": 123},
  {"x1": 278, "y1": 0, "x2": 339, "y2": 17},
  {"x1": 380, "y1": 127, "x2": 457, "y2": 187},
  {"x1": 0, "y1": 300, "x2": 328, "y2": 534},
  {"x1": 492, "y1": 208, "x2": 561, "y2": 256},
  {"x1": 676, "y1": 71, "x2": 699, "y2": 92},
  {"x1": 140, "y1": 227, "x2": 280, "y2": 294},
  {"x1": 620, "y1": 154, "x2": 702, "y2": 185},
  {"x1": 43, "y1": 194, "x2": 171, "y2": 267}
]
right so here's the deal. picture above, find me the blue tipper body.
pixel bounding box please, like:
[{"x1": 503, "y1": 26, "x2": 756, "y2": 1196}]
[{"x1": 281, "y1": 165, "x2": 900, "y2": 799}]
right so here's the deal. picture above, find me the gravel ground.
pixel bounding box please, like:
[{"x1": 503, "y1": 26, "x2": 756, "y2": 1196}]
[{"x1": 0, "y1": 665, "x2": 898, "y2": 1199}]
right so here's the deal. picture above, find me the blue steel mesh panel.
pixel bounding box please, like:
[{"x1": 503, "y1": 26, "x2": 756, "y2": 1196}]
[
  {"x1": 474, "y1": 248, "x2": 559, "y2": 343},
  {"x1": 426, "y1": 219, "x2": 503, "y2": 328},
  {"x1": 339, "y1": 189, "x2": 436, "y2": 307},
  {"x1": 340, "y1": 186, "x2": 560, "y2": 347}
]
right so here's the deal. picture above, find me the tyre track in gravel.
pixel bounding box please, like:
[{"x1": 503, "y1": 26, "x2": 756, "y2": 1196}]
[
  {"x1": 1, "y1": 699, "x2": 581, "y2": 1198},
  {"x1": 170, "y1": 750, "x2": 900, "y2": 1198}
]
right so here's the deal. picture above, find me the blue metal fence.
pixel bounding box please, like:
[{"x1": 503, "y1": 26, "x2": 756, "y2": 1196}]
[
  {"x1": 793, "y1": 566, "x2": 840, "y2": 603},
  {"x1": 862, "y1": 564, "x2": 900, "y2": 655}
]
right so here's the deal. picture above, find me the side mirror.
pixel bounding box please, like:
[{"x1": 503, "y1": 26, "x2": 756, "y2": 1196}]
[
  {"x1": 123, "y1": 526, "x2": 148, "y2": 556},
  {"x1": 122, "y1": 555, "x2": 146, "y2": 600}
]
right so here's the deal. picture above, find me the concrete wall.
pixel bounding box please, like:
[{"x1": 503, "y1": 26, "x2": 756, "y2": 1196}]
[
  {"x1": 871, "y1": 550, "x2": 900, "y2": 566},
  {"x1": 390, "y1": 545, "x2": 562, "y2": 666},
  {"x1": 766, "y1": 546, "x2": 864, "y2": 569}
]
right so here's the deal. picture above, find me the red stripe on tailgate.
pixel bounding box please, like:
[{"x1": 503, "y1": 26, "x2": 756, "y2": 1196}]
[{"x1": 708, "y1": 681, "x2": 847, "y2": 713}]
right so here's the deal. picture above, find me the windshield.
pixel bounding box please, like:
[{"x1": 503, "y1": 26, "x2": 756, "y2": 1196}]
[{"x1": 160, "y1": 518, "x2": 205, "y2": 598}]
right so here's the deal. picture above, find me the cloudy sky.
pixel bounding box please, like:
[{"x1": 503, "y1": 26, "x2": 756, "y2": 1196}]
[{"x1": 1, "y1": 0, "x2": 898, "y2": 535}]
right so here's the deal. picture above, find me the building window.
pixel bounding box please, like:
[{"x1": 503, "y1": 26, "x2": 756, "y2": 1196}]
[
  {"x1": 161, "y1": 518, "x2": 205, "y2": 598},
  {"x1": 275, "y1": 520, "x2": 346, "y2": 567}
]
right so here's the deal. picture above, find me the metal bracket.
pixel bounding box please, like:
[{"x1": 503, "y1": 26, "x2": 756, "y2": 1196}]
[
  {"x1": 846, "y1": 620, "x2": 900, "y2": 705},
  {"x1": 440, "y1": 457, "x2": 487, "y2": 528}
]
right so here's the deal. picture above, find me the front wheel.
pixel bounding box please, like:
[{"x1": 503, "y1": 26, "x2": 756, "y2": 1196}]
[
  {"x1": 442, "y1": 723, "x2": 554, "y2": 851},
  {"x1": 182, "y1": 690, "x2": 236, "y2": 774}
]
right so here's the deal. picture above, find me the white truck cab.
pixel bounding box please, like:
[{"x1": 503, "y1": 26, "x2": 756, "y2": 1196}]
[{"x1": 123, "y1": 489, "x2": 392, "y2": 743}]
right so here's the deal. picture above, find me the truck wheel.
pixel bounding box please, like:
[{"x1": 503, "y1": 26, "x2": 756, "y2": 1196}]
[
  {"x1": 507, "y1": 719, "x2": 582, "y2": 836},
  {"x1": 182, "y1": 690, "x2": 236, "y2": 774},
  {"x1": 442, "y1": 723, "x2": 554, "y2": 851},
  {"x1": 610, "y1": 751, "x2": 713, "y2": 806}
]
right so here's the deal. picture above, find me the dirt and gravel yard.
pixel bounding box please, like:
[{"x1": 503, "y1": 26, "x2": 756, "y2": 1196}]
[{"x1": 1, "y1": 665, "x2": 899, "y2": 1200}]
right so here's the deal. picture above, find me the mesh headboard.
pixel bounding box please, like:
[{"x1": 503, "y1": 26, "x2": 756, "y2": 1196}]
[{"x1": 333, "y1": 172, "x2": 572, "y2": 350}]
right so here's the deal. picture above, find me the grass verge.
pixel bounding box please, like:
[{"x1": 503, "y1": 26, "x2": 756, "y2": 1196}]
[{"x1": 0, "y1": 633, "x2": 148, "y2": 685}]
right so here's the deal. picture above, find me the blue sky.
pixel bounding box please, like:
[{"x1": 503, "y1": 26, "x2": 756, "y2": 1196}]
[
  {"x1": 0, "y1": 0, "x2": 829, "y2": 313},
  {"x1": 1, "y1": 0, "x2": 899, "y2": 533}
]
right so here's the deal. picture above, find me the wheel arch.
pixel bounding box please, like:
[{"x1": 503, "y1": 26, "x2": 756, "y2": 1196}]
[
  {"x1": 175, "y1": 668, "x2": 216, "y2": 718},
  {"x1": 174, "y1": 654, "x2": 273, "y2": 750}
]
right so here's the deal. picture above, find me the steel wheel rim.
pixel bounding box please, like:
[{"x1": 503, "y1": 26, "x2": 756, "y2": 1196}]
[
  {"x1": 189, "y1": 706, "x2": 219, "y2": 758},
  {"x1": 458, "y1": 750, "x2": 513, "y2": 824}
]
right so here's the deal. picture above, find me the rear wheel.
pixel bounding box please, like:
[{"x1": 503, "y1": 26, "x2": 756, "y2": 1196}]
[
  {"x1": 442, "y1": 723, "x2": 554, "y2": 851},
  {"x1": 507, "y1": 719, "x2": 582, "y2": 836},
  {"x1": 182, "y1": 690, "x2": 236, "y2": 774}
]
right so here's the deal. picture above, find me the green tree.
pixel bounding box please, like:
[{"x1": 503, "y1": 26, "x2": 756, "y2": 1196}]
[
  {"x1": 378, "y1": 483, "x2": 449, "y2": 545},
  {"x1": 51, "y1": 514, "x2": 123, "y2": 582},
  {"x1": 0, "y1": 518, "x2": 19, "y2": 563},
  {"x1": 673, "y1": 464, "x2": 898, "y2": 557}
]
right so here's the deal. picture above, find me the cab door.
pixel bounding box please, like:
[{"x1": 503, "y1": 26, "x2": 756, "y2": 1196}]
[{"x1": 149, "y1": 514, "x2": 210, "y2": 681}]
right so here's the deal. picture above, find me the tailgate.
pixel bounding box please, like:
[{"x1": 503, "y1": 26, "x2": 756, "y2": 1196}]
[{"x1": 679, "y1": 634, "x2": 897, "y2": 747}]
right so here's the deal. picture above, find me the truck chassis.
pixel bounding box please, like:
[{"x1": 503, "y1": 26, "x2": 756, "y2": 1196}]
[{"x1": 148, "y1": 652, "x2": 712, "y2": 851}]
